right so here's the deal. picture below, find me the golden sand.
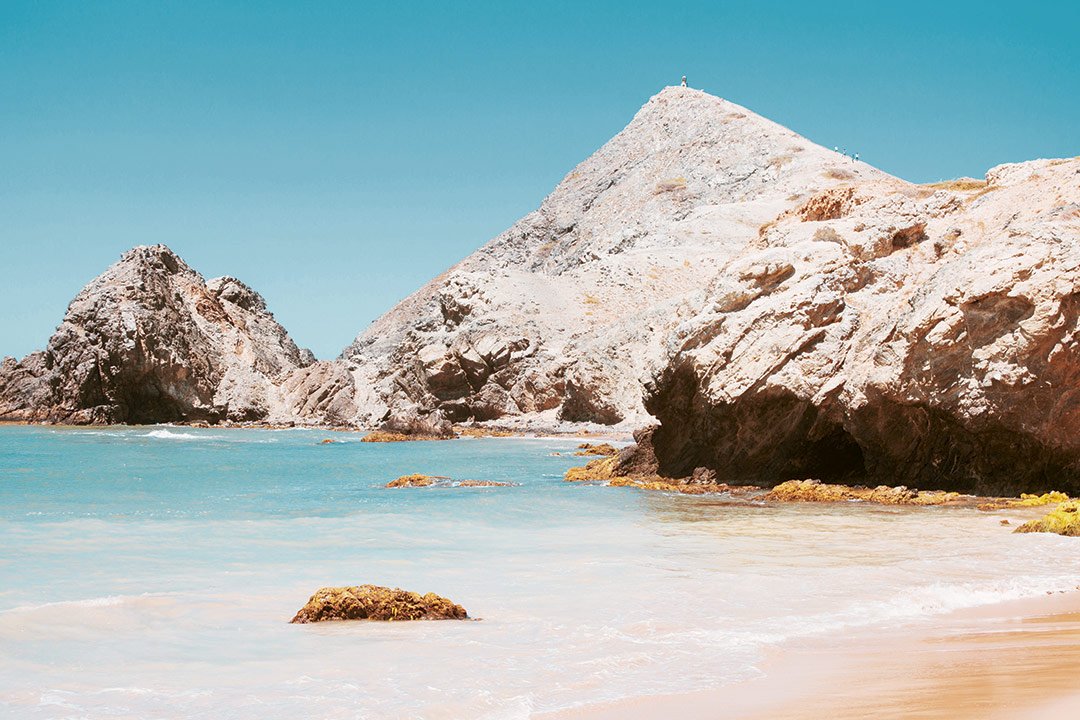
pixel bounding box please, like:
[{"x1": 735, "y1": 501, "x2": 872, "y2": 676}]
[{"x1": 544, "y1": 592, "x2": 1080, "y2": 720}]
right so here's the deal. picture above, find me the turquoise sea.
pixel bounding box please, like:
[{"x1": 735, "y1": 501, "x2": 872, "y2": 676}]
[{"x1": 2, "y1": 426, "x2": 1078, "y2": 718}]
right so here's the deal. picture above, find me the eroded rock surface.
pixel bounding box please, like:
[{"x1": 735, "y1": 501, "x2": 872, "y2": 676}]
[
  {"x1": 0, "y1": 245, "x2": 315, "y2": 424},
  {"x1": 628, "y1": 155, "x2": 1080, "y2": 496}
]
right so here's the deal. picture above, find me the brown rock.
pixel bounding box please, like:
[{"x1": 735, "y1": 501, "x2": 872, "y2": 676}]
[
  {"x1": 385, "y1": 474, "x2": 438, "y2": 488},
  {"x1": 763, "y1": 479, "x2": 963, "y2": 506},
  {"x1": 362, "y1": 431, "x2": 452, "y2": 443},
  {"x1": 289, "y1": 585, "x2": 468, "y2": 623},
  {"x1": 563, "y1": 456, "x2": 619, "y2": 482},
  {"x1": 573, "y1": 442, "x2": 619, "y2": 456},
  {"x1": 1013, "y1": 502, "x2": 1080, "y2": 537}
]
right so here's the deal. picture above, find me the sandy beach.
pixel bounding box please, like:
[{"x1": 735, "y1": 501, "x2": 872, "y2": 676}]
[{"x1": 546, "y1": 590, "x2": 1080, "y2": 719}]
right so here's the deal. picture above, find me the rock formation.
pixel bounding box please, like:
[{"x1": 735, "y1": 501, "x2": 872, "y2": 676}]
[
  {"x1": 334, "y1": 86, "x2": 896, "y2": 431},
  {"x1": 627, "y1": 154, "x2": 1080, "y2": 496},
  {"x1": 0, "y1": 245, "x2": 316, "y2": 424},
  {"x1": 290, "y1": 585, "x2": 468, "y2": 623},
  {"x1": 4, "y1": 86, "x2": 1079, "y2": 497}
]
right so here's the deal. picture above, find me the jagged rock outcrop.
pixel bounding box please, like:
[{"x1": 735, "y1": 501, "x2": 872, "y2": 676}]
[
  {"x1": 0, "y1": 245, "x2": 316, "y2": 424},
  {"x1": 628, "y1": 156, "x2": 1080, "y2": 496},
  {"x1": 334, "y1": 86, "x2": 895, "y2": 429}
]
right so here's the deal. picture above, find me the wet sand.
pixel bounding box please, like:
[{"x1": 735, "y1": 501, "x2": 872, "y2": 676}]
[{"x1": 545, "y1": 591, "x2": 1080, "y2": 720}]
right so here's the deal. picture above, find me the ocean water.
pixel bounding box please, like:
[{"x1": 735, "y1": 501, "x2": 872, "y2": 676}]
[{"x1": 1, "y1": 426, "x2": 1077, "y2": 719}]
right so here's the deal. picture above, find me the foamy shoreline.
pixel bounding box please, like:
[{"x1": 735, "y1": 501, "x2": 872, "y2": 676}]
[{"x1": 543, "y1": 590, "x2": 1080, "y2": 719}]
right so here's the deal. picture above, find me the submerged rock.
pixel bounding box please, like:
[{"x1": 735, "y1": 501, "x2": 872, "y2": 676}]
[
  {"x1": 455, "y1": 480, "x2": 512, "y2": 487},
  {"x1": 290, "y1": 585, "x2": 468, "y2": 623},
  {"x1": 1014, "y1": 502, "x2": 1080, "y2": 537},
  {"x1": 763, "y1": 479, "x2": 963, "y2": 506},
  {"x1": 385, "y1": 474, "x2": 439, "y2": 488}
]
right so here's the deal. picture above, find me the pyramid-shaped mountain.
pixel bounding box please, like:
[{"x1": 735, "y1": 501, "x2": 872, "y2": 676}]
[{"x1": 339, "y1": 86, "x2": 899, "y2": 431}]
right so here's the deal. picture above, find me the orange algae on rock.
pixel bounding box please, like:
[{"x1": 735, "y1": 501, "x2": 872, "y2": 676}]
[
  {"x1": 385, "y1": 474, "x2": 437, "y2": 488},
  {"x1": 453, "y1": 425, "x2": 518, "y2": 438},
  {"x1": 1016, "y1": 491, "x2": 1072, "y2": 506},
  {"x1": 608, "y1": 477, "x2": 706, "y2": 494},
  {"x1": 978, "y1": 491, "x2": 1072, "y2": 511},
  {"x1": 362, "y1": 431, "x2": 454, "y2": 443},
  {"x1": 573, "y1": 443, "x2": 619, "y2": 457},
  {"x1": 764, "y1": 479, "x2": 963, "y2": 506},
  {"x1": 289, "y1": 585, "x2": 468, "y2": 623},
  {"x1": 563, "y1": 456, "x2": 619, "y2": 482},
  {"x1": 1014, "y1": 502, "x2": 1080, "y2": 537}
]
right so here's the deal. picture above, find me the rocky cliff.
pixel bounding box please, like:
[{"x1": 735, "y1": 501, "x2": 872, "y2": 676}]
[
  {"x1": 4, "y1": 86, "x2": 1079, "y2": 496},
  {"x1": 624, "y1": 156, "x2": 1080, "y2": 495},
  {"x1": 0, "y1": 245, "x2": 316, "y2": 424},
  {"x1": 338, "y1": 86, "x2": 897, "y2": 430}
]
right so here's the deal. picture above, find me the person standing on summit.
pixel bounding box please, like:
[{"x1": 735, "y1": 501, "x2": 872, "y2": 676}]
[{"x1": 681, "y1": 75, "x2": 687, "y2": 87}]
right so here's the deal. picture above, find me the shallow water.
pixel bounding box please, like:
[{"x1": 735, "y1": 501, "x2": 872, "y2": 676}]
[{"x1": 0, "y1": 426, "x2": 1076, "y2": 718}]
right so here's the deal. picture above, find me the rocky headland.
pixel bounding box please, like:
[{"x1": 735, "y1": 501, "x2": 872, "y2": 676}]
[{"x1": 3, "y1": 86, "x2": 1078, "y2": 496}]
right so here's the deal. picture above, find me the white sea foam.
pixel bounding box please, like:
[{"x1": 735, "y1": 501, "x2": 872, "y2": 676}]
[
  {"x1": 2, "y1": 592, "x2": 175, "y2": 615},
  {"x1": 143, "y1": 429, "x2": 206, "y2": 440},
  {"x1": 5, "y1": 427, "x2": 1080, "y2": 718}
]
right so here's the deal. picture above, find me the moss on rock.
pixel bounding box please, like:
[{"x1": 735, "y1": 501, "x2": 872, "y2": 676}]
[
  {"x1": 385, "y1": 474, "x2": 437, "y2": 488},
  {"x1": 764, "y1": 479, "x2": 963, "y2": 506},
  {"x1": 563, "y1": 456, "x2": 619, "y2": 482},
  {"x1": 1014, "y1": 502, "x2": 1080, "y2": 537},
  {"x1": 362, "y1": 431, "x2": 453, "y2": 443},
  {"x1": 573, "y1": 442, "x2": 619, "y2": 457}
]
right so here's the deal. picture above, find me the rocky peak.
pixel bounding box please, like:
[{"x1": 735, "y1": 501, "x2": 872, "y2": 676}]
[
  {"x1": 0, "y1": 245, "x2": 313, "y2": 424},
  {"x1": 335, "y1": 86, "x2": 898, "y2": 430}
]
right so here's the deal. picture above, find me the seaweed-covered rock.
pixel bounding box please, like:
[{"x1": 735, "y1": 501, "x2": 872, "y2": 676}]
[
  {"x1": 289, "y1": 585, "x2": 468, "y2": 623},
  {"x1": 573, "y1": 442, "x2": 619, "y2": 456},
  {"x1": 362, "y1": 430, "x2": 454, "y2": 443},
  {"x1": 385, "y1": 474, "x2": 438, "y2": 488},
  {"x1": 763, "y1": 479, "x2": 963, "y2": 506},
  {"x1": 1014, "y1": 502, "x2": 1080, "y2": 537},
  {"x1": 564, "y1": 456, "x2": 620, "y2": 482}
]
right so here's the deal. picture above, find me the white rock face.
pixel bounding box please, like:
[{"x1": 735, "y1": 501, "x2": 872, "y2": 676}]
[
  {"x1": 336, "y1": 86, "x2": 895, "y2": 430},
  {"x1": 3, "y1": 85, "x2": 1078, "y2": 496},
  {"x1": 632, "y1": 156, "x2": 1080, "y2": 494}
]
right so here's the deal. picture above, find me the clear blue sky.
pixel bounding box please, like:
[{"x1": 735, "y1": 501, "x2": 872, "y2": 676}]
[{"x1": 2, "y1": 1, "x2": 1077, "y2": 360}]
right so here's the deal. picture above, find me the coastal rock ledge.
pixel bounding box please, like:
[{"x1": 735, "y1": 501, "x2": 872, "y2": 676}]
[{"x1": 289, "y1": 585, "x2": 469, "y2": 623}]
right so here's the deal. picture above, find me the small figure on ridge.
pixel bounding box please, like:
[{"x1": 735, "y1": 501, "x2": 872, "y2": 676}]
[{"x1": 681, "y1": 75, "x2": 687, "y2": 87}]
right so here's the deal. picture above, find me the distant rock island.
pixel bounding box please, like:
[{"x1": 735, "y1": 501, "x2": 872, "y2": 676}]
[{"x1": 2, "y1": 86, "x2": 1078, "y2": 493}]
